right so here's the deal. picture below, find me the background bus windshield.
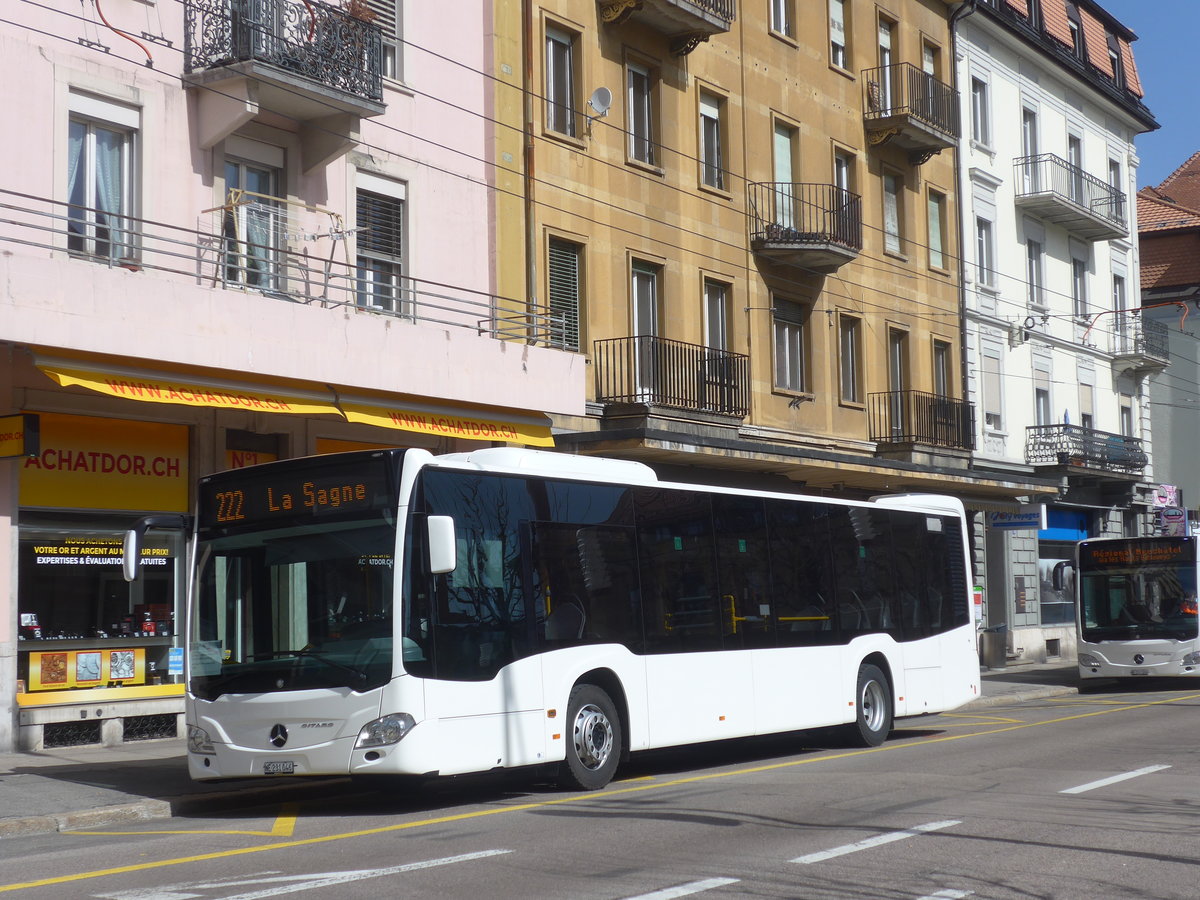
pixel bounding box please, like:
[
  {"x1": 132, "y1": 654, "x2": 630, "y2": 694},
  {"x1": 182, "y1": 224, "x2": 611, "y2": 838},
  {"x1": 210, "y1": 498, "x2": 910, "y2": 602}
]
[{"x1": 1079, "y1": 540, "x2": 1199, "y2": 642}]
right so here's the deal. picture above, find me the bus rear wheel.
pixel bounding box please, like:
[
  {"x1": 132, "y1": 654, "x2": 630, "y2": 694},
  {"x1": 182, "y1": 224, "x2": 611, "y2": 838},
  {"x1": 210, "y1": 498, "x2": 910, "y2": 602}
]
[
  {"x1": 559, "y1": 684, "x2": 621, "y2": 791},
  {"x1": 845, "y1": 663, "x2": 892, "y2": 747}
]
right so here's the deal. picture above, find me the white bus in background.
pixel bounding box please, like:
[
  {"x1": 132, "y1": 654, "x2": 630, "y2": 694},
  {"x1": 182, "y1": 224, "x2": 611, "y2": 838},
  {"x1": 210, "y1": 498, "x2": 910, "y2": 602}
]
[
  {"x1": 125, "y1": 447, "x2": 980, "y2": 790},
  {"x1": 1060, "y1": 536, "x2": 1200, "y2": 684}
]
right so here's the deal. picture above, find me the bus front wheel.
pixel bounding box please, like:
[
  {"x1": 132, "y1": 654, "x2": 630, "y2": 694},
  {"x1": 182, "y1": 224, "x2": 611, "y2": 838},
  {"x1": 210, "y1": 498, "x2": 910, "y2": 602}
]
[
  {"x1": 559, "y1": 684, "x2": 621, "y2": 791},
  {"x1": 846, "y1": 663, "x2": 892, "y2": 747}
]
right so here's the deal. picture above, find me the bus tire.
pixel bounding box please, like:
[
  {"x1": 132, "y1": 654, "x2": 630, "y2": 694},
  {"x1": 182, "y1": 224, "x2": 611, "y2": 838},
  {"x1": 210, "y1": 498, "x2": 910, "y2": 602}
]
[
  {"x1": 558, "y1": 683, "x2": 621, "y2": 791},
  {"x1": 845, "y1": 663, "x2": 892, "y2": 747}
]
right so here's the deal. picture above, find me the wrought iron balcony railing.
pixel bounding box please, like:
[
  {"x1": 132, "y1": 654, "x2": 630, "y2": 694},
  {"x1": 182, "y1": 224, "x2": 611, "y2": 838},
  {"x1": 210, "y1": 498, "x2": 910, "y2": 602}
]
[
  {"x1": 1013, "y1": 153, "x2": 1127, "y2": 240},
  {"x1": 862, "y1": 62, "x2": 959, "y2": 159},
  {"x1": 184, "y1": 0, "x2": 384, "y2": 103},
  {"x1": 747, "y1": 182, "x2": 862, "y2": 270},
  {"x1": 593, "y1": 335, "x2": 749, "y2": 417},
  {"x1": 1111, "y1": 314, "x2": 1169, "y2": 364},
  {"x1": 868, "y1": 391, "x2": 976, "y2": 451},
  {"x1": 0, "y1": 188, "x2": 572, "y2": 350},
  {"x1": 1025, "y1": 424, "x2": 1147, "y2": 474}
]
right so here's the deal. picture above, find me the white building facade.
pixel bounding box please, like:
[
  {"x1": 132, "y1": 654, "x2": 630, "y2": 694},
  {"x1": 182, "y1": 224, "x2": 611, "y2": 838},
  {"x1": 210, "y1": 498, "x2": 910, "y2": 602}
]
[
  {"x1": 956, "y1": 0, "x2": 1159, "y2": 663},
  {"x1": 0, "y1": 0, "x2": 584, "y2": 752}
]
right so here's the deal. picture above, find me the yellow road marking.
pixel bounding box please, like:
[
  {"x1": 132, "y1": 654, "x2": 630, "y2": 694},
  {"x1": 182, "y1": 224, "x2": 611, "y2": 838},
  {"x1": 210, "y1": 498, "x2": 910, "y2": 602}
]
[
  {"x1": 80, "y1": 803, "x2": 299, "y2": 838},
  {"x1": 3, "y1": 692, "x2": 1199, "y2": 894}
]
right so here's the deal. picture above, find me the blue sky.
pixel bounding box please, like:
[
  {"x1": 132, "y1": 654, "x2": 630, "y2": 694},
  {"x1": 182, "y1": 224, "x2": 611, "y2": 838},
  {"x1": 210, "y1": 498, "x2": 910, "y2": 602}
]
[{"x1": 1099, "y1": 0, "x2": 1200, "y2": 189}]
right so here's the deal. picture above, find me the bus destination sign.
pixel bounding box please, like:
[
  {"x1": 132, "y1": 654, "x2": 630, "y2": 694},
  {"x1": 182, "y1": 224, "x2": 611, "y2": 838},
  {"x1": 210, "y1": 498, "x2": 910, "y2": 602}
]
[
  {"x1": 198, "y1": 454, "x2": 396, "y2": 530},
  {"x1": 1080, "y1": 538, "x2": 1194, "y2": 568}
]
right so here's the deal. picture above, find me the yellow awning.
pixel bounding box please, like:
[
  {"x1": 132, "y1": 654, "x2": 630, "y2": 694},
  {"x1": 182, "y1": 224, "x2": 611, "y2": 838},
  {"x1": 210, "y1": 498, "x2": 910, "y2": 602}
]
[
  {"x1": 39, "y1": 361, "x2": 339, "y2": 417},
  {"x1": 36, "y1": 356, "x2": 556, "y2": 447},
  {"x1": 341, "y1": 400, "x2": 555, "y2": 447}
]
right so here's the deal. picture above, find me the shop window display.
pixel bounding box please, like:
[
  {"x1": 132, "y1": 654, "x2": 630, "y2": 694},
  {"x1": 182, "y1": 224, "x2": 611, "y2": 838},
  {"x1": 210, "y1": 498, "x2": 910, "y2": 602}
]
[{"x1": 17, "y1": 523, "x2": 182, "y2": 694}]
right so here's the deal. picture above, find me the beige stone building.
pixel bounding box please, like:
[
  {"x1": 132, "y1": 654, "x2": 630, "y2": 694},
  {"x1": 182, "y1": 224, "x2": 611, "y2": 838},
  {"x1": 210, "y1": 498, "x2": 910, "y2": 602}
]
[{"x1": 492, "y1": 0, "x2": 1053, "y2": 506}]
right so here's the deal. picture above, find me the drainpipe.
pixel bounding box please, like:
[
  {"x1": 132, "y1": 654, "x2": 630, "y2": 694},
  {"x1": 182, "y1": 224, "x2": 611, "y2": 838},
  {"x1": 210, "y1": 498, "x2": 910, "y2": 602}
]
[{"x1": 523, "y1": 0, "x2": 538, "y2": 322}]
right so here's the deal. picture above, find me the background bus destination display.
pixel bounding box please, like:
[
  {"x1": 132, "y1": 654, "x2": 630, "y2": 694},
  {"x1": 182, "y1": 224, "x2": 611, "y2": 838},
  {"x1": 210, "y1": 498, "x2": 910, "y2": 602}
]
[{"x1": 198, "y1": 457, "x2": 393, "y2": 528}]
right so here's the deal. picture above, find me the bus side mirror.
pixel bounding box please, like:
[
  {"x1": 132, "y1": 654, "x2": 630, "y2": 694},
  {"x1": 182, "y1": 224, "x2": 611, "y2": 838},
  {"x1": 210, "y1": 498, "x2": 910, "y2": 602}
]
[
  {"x1": 1051, "y1": 560, "x2": 1073, "y2": 592},
  {"x1": 123, "y1": 514, "x2": 191, "y2": 583},
  {"x1": 427, "y1": 515, "x2": 457, "y2": 574}
]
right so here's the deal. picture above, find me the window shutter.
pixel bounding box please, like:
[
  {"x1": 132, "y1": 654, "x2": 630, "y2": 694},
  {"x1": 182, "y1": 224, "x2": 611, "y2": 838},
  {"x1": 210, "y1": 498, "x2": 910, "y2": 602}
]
[
  {"x1": 357, "y1": 190, "x2": 403, "y2": 257},
  {"x1": 548, "y1": 239, "x2": 580, "y2": 351},
  {"x1": 363, "y1": 0, "x2": 397, "y2": 41}
]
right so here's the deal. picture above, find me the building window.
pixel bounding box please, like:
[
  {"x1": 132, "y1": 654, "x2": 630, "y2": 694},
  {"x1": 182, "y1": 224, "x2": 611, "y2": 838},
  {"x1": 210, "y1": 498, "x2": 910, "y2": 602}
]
[
  {"x1": 67, "y1": 98, "x2": 138, "y2": 262},
  {"x1": 356, "y1": 180, "x2": 408, "y2": 315},
  {"x1": 1079, "y1": 382, "x2": 1094, "y2": 430},
  {"x1": 771, "y1": 0, "x2": 793, "y2": 38},
  {"x1": 363, "y1": 0, "x2": 402, "y2": 80},
  {"x1": 1026, "y1": 237, "x2": 1044, "y2": 308},
  {"x1": 877, "y1": 17, "x2": 895, "y2": 107},
  {"x1": 982, "y1": 351, "x2": 1003, "y2": 431},
  {"x1": 975, "y1": 217, "x2": 995, "y2": 288},
  {"x1": 1120, "y1": 399, "x2": 1134, "y2": 437},
  {"x1": 632, "y1": 260, "x2": 660, "y2": 337},
  {"x1": 927, "y1": 190, "x2": 947, "y2": 270},
  {"x1": 1113, "y1": 273, "x2": 1129, "y2": 349},
  {"x1": 970, "y1": 77, "x2": 990, "y2": 146},
  {"x1": 883, "y1": 172, "x2": 903, "y2": 255},
  {"x1": 839, "y1": 314, "x2": 862, "y2": 404},
  {"x1": 1034, "y1": 368, "x2": 1052, "y2": 427},
  {"x1": 933, "y1": 340, "x2": 951, "y2": 396},
  {"x1": 546, "y1": 25, "x2": 577, "y2": 137},
  {"x1": 547, "y1": 238, "x2": 582, "y2": 352},
  {"x1": 1071, "y1": 255, "x2": 1089, "y2": 319},
  {"x1": 222, "y1": 157, "x2": 282, "y2": 289},
  {"x1": 829, "y1": 0, "x2": 847, "y2": 68},
  {"x1": 699, "y1": 91, "x2": 725, "y2": 190},
  {"x1": 627, "y1": 62, "x2": 656, "y2": 166},
  {"x1": 773, "y1": 299, "x2": 807, "y2": 393},
  {"x1": 704, "y1": 279, "x2": 729, "y2": 350}
]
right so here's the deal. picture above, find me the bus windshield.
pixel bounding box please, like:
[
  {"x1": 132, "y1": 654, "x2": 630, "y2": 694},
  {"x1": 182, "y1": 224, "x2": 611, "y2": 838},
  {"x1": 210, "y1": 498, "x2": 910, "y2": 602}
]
[
  {"x1": 1079, "y1": 539, "x2": 1199, "y2": 643},
  {"x1": 190, "y1": 517, "x2": 396, "y2": 700}
]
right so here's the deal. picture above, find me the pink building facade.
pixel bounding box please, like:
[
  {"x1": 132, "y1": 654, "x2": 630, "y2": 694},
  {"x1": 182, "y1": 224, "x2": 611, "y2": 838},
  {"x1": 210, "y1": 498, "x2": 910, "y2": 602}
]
[{"x1": 0, "y1": 0, "x2": 583, "y2": 751}]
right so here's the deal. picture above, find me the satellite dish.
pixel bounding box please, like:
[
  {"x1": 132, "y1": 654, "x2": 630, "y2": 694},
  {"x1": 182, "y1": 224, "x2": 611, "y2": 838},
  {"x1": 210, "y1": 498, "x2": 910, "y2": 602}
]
[{"x1": 588, "y1": 87, "x2": 612, "y2": 116}]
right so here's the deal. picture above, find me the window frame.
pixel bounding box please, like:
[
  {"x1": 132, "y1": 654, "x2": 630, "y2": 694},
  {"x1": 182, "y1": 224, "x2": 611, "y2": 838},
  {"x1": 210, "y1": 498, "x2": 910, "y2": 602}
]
[
  {"x1": 1026, "y1": 236, "x2": 1045, "y2": 310},
  {"x1": 626, "y1": 58, "x2": 658, "y2": 168},
  {"x1": 829, "y1": 0, "x2": 848, "y2": 69},
  {"x1": 547, "y1": 235, "x2": 583, "y2": 352},
  {"x1": 882, "y1": 170, "x2": 904, "y2": 256},
  {"x1": 975, "y1": 216, "x2": 995, "y2": 289},
  {"x1": 773, "y1": 298, "x2": 809, "y2": 395},
  {"x1": 771, "y1": 0, "x2": 795, "y2": 40},
  {"x1": 981, "y1": 347, "x2": 1004, "y2": 432},
  {"x1": 927, "y1": 188, "x2": 947, "y2": 271},
  {"x1": 355, "y1": 174, "x2": 409, "y2": 316},
  {"x1": 970, "y1": 76, "x2": 991, "y2": 147},
  {"x1": 66, "y1": 94, "x2": 139, "y2": 263},
  {"x1": 698, "y1": 89, "x2": 728, "y2": 193},
  {"x1": 838, "y1": 313, "x2": 863, "y2": 406},
  {"x1": 545, "y1": 24, "x2": 579, "y2": 139}
]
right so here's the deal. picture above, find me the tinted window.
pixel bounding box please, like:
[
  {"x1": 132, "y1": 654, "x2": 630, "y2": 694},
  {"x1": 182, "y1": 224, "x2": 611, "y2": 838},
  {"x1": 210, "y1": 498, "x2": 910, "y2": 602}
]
[
  {"x1": 713, "y1": 495, "x2": 775, "y2": 649},
  {"x1": 766, "y1": 499, "x2": 838, "y2": 646}
]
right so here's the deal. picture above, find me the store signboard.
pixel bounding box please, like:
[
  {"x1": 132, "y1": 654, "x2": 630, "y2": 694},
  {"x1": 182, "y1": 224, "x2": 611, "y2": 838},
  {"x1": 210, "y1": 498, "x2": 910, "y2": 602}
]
[
  {"x1": 20, "y1": 412, "x2": 188, "y2": 511},
  {"x1": 29, "y1": 537, "x2": 171, "y2": 569},
  {"x1": 28, "y1": 648, "x2": 146, "y2": 691},
  {"x1": 988, "y1": 504, "x2": 1047, "y2": 531},
  {"x1": 0, "y1": 413, "x2": 39, "y2": 459}
]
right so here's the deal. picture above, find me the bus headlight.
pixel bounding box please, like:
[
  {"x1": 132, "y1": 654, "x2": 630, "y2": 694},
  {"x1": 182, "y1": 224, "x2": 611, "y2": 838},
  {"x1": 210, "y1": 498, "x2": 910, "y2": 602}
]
[
  {"x1": 187, "y1": 725, "x2": 216, "y2": 755},
  {"x1": 1078, "y1": 654, "x2": 1101, "y2": 667},
  {"x1": 356, "y1": 713, "x2": 416, "y2": 749}
]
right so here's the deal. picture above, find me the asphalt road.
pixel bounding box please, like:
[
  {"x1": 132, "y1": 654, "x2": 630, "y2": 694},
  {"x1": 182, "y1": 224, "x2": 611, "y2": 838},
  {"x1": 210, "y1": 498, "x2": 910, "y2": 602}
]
[{"x1": 2, "y1": 682, "x2": 1198, "y2": 900}]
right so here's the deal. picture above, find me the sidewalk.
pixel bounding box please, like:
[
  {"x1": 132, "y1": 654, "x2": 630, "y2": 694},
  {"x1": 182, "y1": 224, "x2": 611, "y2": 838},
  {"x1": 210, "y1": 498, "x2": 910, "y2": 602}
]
[{"x1": 0, "y1": 663, "x2": 1082, "y2": 839}]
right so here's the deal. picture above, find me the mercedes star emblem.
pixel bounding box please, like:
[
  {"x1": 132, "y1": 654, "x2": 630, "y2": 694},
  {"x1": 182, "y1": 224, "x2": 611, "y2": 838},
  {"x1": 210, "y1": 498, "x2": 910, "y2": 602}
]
[{"x1": 269, "y1": 724, "x2": 288, "y2": 748}]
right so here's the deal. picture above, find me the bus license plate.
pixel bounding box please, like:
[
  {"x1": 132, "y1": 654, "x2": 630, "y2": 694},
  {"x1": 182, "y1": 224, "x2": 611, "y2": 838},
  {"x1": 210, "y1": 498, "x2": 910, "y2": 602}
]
[
  {"x1": 1130, "y1": 669, "x2": 1150, "y2": 676},
  {"x1": 263, "y1": 761, "x2": 295, "y2": 775}
]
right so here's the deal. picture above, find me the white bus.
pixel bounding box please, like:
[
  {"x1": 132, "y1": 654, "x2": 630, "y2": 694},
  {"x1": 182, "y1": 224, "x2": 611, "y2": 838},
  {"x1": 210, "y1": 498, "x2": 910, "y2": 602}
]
[
  {"x1": 125, "y1": 447, "x2": 980, "y2": 790},
  {"x1": 1065, "y1": 536, "x2": 1200, "y2": 683}
]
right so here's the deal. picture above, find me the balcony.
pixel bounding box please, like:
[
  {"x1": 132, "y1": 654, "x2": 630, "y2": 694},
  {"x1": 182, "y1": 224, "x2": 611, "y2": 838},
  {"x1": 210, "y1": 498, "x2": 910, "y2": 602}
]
[
  {"x1": 862, "y1": 63, "x2": 958, "y2": 164},
  {"x1": 183, "y1": 0, "x2": 385, "y2": 169},
  {"x1": 593, "y1": 336, "x2": 749, "y2": 417},
  {"x1": 747, "y1": 183, "x2": 862, "y2": 272},
  {"x1": 868, "y1": 391, "x2": 976, "y2": 451},
  {"x1": 1026, "y1": 424, "x2": 1147, "y2": 475},
  {"x1": 1013, "y1": 154, "x2": 1127, "y2": 241},
  {"x1": 1111, "y1": 315, "x2": 1170, "y2": 376},
  {"x1": 597, "y1": 0, "x2": 735, "y2": 55}
]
